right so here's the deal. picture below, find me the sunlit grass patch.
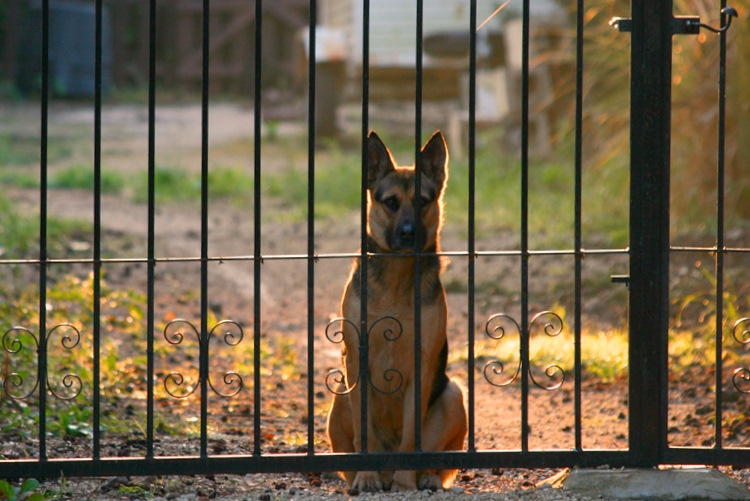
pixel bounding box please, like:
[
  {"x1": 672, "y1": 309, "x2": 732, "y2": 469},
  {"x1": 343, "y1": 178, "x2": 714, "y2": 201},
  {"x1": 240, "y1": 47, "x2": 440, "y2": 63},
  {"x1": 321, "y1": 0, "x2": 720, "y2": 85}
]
[{"x1": 453, "y1": 324, "x2": 629, "y2": 385}]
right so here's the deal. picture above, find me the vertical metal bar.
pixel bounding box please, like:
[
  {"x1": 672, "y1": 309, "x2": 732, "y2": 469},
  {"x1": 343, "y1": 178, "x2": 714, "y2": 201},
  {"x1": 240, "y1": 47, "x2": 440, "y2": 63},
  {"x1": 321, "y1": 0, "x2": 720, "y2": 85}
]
[
  {"x1": 146, "y1": 0, "x2": 157, "y2": 460},
  {"x1": 714, "y1": 0, "x2": 729, "y2": 452},
  {"x1": 573, "y1": 0, "x2": 585, "y2": 452},
  {"x1": 519, "y1": 0, "x2": 531, "y2": 453},
  {"x1": 359, "y1": 0, "x2": 370, "y2": 455},
  {"x1": 628, "y1": 0, "x2": 672, "y2": 467},
  {"x1": 466, "y1": 0, "x2": 477, "y2": 453},
  {"x1": 253, "y1": 0, "x2": 263, "y2": 457},
  {"x1": 306, "y1": 0, "x2": 317, "y2": 454},
  {"x1": 38, "y1": 0, "x2": 50, "y2": 462},
  {"x1": 200, "y1": 0, "x2": 210, "y2": 458},
  {"x1": 92, "y1": 0, "x2": 103, "y2": 461},
  {"x1": 413, "y1": 0, "x2": 424, "y2": 454}
]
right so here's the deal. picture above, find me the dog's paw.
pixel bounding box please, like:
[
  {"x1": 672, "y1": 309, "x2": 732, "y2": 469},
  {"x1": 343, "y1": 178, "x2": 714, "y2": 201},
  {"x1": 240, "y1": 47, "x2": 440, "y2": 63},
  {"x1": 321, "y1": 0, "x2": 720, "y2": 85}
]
[
  {"x1": 352, "y1": 471, "x2": 384, "y2": 492},
  {"x1": 391, "y1": 471, "x2": 417, "y2": 491},
  {"x1": 418, "y1": 472, "x2": 442, "y2": 491}
]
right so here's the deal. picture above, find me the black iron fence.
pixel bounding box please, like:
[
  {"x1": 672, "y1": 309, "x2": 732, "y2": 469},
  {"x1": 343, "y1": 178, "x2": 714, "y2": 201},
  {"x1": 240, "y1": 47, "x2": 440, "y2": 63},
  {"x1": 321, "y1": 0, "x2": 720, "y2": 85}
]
[{"x1": 1, "y1": 0, "x2": 748, "y2": 480}]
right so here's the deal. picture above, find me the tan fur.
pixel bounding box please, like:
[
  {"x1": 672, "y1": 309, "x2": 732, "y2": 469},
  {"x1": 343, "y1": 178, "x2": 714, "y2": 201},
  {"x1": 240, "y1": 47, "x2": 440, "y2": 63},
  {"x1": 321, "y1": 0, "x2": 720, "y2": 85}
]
[{"x1": 327, "y1": 131, "x2": 467, "y2": 492}]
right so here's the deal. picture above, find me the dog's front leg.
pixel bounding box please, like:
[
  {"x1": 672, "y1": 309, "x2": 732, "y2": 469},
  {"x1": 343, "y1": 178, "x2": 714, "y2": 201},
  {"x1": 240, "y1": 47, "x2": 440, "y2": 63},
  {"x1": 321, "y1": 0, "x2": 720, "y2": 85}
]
[
  {"x1": 351, "y1": 421, "x2": 387, "y2": 491},
  {"x1": 347, "y1": 386, "x2": 388, "y2": 492},
  {"x1": 390, "y1": 382, "x2": 419, "y2": 491}
]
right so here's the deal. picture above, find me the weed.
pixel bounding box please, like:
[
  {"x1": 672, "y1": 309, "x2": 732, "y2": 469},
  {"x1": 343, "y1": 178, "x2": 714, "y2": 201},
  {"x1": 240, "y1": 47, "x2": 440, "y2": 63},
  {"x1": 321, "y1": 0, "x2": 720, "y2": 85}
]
[
  {"x1": 117, "y1": 483, "x2": 154, "y2": 499},
  {"x1": 47, "y1": 405, "x2": 94, "y2": 439},
  {"x1": 670, "y1": 260, "x2": 750, "y2": 372}
]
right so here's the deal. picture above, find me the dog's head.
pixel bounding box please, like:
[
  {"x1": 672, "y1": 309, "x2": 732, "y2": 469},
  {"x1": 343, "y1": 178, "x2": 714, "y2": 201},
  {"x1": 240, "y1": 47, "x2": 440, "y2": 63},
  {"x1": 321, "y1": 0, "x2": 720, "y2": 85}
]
[{"x1": 366, "y1": 130, "x2": 448, "y2": 253}]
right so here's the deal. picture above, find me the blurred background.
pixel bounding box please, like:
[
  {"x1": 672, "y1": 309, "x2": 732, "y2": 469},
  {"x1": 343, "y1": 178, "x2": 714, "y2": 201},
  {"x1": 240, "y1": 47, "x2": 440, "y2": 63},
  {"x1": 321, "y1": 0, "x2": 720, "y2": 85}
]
[{"x1": 1, "y1": 0, "x2": 747, "y2": 227}]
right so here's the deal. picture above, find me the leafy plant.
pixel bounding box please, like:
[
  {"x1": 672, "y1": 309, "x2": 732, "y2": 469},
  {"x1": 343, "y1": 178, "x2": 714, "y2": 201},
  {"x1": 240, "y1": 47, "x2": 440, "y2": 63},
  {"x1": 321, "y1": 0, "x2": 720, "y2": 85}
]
[
  {"x1": 0, "y1": 479, "x2": 45, "y2": 501},
  {"x1": 670, "y1": 259, "x2": 750, "y2": 371},
  {"x1": 46, "y1": 405, "x2": 94, "y2": 439}
]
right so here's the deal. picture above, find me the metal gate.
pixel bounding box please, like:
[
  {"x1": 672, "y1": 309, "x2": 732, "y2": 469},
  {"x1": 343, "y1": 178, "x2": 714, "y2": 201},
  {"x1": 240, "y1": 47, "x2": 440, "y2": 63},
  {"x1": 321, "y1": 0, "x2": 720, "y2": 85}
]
[{"x1": 0, "y1": 0, "x2": 747, "y2": 479}]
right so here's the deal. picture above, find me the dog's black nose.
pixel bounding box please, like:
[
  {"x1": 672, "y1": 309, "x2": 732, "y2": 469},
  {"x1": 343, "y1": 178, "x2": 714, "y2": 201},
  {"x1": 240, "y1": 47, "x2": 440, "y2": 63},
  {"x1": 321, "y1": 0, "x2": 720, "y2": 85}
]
[
  {"x1": 392, "y1": 222, "x2": 416, "y2": 250},
  {"x1": 400, "y1": 223, "x2": 414, "y2": 241}
]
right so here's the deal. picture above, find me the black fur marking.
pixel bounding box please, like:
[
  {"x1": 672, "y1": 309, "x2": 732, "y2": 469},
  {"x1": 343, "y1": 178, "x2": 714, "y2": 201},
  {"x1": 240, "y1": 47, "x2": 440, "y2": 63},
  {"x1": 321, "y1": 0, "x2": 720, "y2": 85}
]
[{"x1": 428, "y1": 340, "x2": 450, "y2": 407}]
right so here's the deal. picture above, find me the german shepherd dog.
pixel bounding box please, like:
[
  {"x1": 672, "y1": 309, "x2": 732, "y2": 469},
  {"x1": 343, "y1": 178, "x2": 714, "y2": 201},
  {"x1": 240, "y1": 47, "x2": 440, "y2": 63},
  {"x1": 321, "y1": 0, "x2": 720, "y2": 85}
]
[{"x1": 326, "y1": 131, "x2": 467, "y2": 492}]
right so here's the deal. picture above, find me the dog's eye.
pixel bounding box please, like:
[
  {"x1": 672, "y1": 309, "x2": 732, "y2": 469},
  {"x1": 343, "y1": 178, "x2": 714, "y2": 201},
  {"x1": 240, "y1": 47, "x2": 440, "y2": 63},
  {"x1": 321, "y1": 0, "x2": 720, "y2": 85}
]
[
  {"x1": 418, "y1": 196, "x2": 432, "y2": 208},
  {"x1": 382, "y1": 196, "x2": 399, "y2": 211}
]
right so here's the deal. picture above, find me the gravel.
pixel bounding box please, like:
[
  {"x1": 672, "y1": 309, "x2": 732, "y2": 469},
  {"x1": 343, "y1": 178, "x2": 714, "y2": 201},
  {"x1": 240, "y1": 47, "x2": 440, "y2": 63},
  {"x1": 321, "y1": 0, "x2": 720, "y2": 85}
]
[{"x1": 26, "y1": 467, "x2": 750, "y2": 501}]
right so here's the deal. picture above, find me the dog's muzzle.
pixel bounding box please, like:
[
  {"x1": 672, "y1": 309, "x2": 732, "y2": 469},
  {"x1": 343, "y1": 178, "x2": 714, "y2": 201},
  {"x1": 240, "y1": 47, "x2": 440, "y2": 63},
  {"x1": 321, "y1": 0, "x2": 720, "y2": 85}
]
[{"x1": 392, "y1": 221, "x2": 419, "y2": 251}]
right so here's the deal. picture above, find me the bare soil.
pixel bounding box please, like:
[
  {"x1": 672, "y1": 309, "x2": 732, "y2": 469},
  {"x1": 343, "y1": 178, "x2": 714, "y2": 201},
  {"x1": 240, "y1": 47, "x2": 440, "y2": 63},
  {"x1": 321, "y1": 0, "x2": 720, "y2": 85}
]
[{"x1": 2, "y1": 102, "x2": 750, "y2": 499}]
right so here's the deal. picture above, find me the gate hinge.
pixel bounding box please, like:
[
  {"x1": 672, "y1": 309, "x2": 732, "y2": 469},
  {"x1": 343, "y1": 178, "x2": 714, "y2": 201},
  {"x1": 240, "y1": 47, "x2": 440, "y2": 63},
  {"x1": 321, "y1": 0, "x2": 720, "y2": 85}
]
[{"x1": 610, "y1": 7, "x2": 737, "y2": 35}]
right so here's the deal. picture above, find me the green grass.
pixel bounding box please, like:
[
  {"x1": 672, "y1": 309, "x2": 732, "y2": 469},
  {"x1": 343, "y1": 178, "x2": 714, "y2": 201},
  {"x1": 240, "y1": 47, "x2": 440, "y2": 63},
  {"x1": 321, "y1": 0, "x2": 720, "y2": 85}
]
[
  {"x1": 196, "y1": 129, "x2": 628, "y2": 246},
  {"x1": 51, "y1": 164, "x2": 126, "y2": 194},
  {"x1": 206, "y1": 166, "x2": 255, "y2": 201},
  {"x1": 1, "y1": 147, "x2": 630, "y2": 248},
  {"x1": 0, "y1": 134, "x2": 73, "y2": 166},
  {"x1": 131, "y1": 166, "x2": 255, "y2": 204},
  {"x1": 131, "y1": 166, "x2": 197, "y2": 203},
  {"x1": 0, "y1": 135, "x2": 42, "y2": 166},
  {"x1": 0, "y1": 194, "x2": 92, "y2": 258},
  {"x1": 0, "y1": 123, "x2": 634, "y2": 249}
]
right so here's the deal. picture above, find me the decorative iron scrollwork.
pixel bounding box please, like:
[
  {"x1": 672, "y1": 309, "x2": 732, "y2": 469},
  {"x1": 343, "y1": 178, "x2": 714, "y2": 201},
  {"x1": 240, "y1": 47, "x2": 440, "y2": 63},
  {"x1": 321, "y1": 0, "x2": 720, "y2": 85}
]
[
  {"x1": 163, "y1": 319, "x2": 201, "y2": 399},
  {"x1": 162, "y1": 319, "x2": 244, "y2": 399},
  {"x1": 2, "y1": 326, "x2": 40, "y2": 400},
  {"x1": 2, "y1": 324, "x2": 84, "y2": 401},
  {"x1": 325, "y1": 315, "x2": 404, "y2": 396},
  {"x1": 483, "y1": 311, "x2": 565, "y2": 391},
  {"x1": 483, "y1": 313, "x2": 521, "y2": 387},
  {"x1": 731, "y1": 317, "x2": 750, "y2": 394},
  {"x1": 208, "y1": 320, "x2": 244, "y2": 398},
  {"x1": 47, "y1": 323, "x2": 84, "y2": 400},
  {"x1": 325, "y1": 318, "x2": 356, "y2": 395}
]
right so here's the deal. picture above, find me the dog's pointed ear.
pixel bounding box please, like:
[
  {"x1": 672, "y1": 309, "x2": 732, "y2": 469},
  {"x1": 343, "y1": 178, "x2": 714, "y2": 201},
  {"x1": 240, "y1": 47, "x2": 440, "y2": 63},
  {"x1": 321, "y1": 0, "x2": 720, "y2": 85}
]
[
  {"x1": 368, "y1": 131, "x2": 395, "y2": 189},
  {"x1": 419, "y1": 130, "x2": 448, "y2": 189}
]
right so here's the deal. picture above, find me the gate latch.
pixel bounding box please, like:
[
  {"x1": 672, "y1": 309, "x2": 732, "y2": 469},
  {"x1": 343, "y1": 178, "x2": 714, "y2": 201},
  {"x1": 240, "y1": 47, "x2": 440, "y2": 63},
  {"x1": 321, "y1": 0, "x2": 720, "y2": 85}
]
[
  {"x1": 611, "y1": 275, "x2": 630, "y2": 289},
  {"x1": 610, "y1": 6, "x2": 737, "y2": 35}
]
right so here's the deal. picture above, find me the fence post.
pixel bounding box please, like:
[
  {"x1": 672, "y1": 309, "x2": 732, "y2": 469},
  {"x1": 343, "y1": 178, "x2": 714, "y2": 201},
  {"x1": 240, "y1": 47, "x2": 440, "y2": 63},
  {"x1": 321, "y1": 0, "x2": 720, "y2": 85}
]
[{"x1": 628, "y1": 0, "x2": 672, "y2": 466}]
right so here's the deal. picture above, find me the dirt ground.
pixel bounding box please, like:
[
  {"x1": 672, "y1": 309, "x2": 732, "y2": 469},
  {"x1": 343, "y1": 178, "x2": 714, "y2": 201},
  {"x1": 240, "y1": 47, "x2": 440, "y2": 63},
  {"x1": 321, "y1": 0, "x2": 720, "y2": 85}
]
[{"x1": 2, "y1": 101, "x2": 750, "y2": 499}]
